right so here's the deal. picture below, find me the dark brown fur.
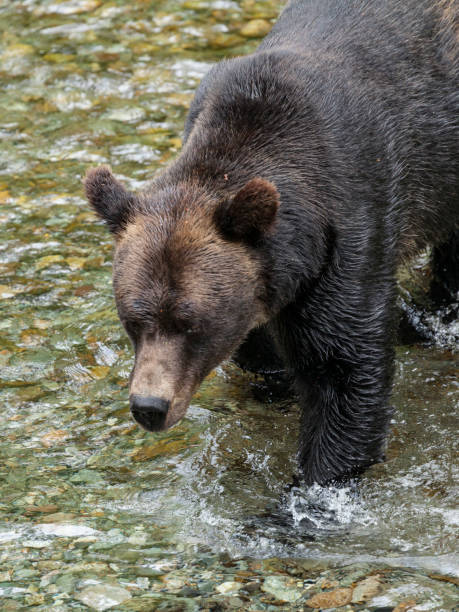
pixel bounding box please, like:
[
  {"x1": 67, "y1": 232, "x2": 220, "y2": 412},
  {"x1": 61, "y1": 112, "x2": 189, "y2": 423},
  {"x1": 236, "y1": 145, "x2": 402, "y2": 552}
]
[{"x1": 85, "y1": 0, "x2": 458, "y2": 486}]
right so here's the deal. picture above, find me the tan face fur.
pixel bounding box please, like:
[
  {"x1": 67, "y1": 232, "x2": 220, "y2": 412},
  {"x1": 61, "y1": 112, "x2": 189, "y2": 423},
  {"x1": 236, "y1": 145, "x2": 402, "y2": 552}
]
[
  {"x1": 84, "y1": 167, "x2": 279, "y2": 431},
  {"x1": 114, "y1": 207, "x2": 268, "y2": 430}
]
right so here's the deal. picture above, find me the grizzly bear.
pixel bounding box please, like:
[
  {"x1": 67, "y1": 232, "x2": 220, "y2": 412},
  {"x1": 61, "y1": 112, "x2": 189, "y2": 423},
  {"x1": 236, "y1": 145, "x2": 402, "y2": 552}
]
[{"x1": 85, "y1": 0, "x2": 458, "y2": 486}]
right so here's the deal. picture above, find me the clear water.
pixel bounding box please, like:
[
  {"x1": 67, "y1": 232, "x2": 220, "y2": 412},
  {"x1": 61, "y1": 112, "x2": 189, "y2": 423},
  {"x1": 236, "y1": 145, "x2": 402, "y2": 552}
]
[{"x1": 0, "y1": 1, "x2": 457, "y2": 610}]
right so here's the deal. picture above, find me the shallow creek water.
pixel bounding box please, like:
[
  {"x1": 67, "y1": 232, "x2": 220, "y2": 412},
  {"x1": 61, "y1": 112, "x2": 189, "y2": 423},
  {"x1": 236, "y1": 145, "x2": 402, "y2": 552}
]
[{"x1": 0, "y1": 1, "x2": 458, "y2": 610}]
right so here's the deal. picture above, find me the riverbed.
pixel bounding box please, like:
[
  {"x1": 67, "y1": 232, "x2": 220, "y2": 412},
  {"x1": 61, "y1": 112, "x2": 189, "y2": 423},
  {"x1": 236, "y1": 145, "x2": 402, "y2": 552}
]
[{"x1": 0, "y1": 1, "x2": 457, "y2": 610}]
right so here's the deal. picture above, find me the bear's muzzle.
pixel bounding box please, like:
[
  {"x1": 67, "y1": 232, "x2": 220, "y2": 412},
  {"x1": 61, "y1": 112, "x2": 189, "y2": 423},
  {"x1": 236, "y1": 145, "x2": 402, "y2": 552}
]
[{"x1": 129, "y1": 394, "x2": 170, "y2": 431}]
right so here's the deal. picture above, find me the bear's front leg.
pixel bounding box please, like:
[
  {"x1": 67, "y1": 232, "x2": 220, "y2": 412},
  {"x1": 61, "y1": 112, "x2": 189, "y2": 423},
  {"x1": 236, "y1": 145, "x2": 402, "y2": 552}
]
[
  {"x1": 275, "y1": 289, "x2": 396, "y2": 486},
  {"x1": 295, "y1": 357, "x2": 393, "y2": 486}
]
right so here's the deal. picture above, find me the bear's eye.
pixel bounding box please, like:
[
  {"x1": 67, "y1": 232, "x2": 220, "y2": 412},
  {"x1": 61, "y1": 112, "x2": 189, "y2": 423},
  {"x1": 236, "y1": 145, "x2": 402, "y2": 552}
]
[{"x1": 175, "y1": 318, "x2": 200, "y2": 336}]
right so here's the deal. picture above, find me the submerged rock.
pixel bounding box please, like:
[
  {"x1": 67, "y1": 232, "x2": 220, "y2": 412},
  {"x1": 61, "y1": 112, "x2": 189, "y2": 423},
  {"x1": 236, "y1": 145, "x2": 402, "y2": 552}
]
[
  {"x1": 239, "y1": 19, "x2": 272, "y2": 38},
  {"x1": 261, "y1": 575, "x2": 303, "y2": 603},
  {"x1": 305, "y1": 587, "x2": 353, "y2": 609},
  {"x1": 215, "y1": 581, "x2": 241, "y2": 594},
  {"x1": 76, "y1": 584, "x2": 132, "y2": 611},
  {"x1": 351, "y1": 574, "x2": 383, "y2": 603},
  {"x1": 397, "y1": 251, "x2": 458, "y2": 348}
]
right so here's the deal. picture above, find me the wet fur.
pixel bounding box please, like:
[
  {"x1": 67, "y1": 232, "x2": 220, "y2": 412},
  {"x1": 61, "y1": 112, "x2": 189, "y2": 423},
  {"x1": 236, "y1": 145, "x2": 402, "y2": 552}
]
[
  {"x1": 86, "y1": 0, "x2": 458, "y2": 486},
  {"x1": 181, "y1": 0, "x2": 459, "y2": 484}
]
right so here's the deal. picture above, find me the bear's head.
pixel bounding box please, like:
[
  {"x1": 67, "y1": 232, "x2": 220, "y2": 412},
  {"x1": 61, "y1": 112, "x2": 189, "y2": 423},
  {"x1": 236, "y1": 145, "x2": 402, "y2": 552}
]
[{"x1": 84, "y1": 166, "x2": 279, "y2": 431}]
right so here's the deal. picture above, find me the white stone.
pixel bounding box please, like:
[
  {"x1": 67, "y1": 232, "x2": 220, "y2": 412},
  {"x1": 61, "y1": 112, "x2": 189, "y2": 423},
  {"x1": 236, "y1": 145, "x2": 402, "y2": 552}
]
[
  {"x1": 76, "y1": 584, "x2": 132, "y2": 611},
  {"x1": 216, "y1": 581, "x2": 241, "y2": 594}
]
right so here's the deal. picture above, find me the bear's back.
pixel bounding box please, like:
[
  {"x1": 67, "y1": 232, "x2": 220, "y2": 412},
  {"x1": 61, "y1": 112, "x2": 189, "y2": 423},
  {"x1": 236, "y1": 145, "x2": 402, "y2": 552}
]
[
  {"x1": 260, "y1": 0, "x2": 457, "y2": 78},
  {"x1": 182, "y1": 0, "x2": 458, "y2": 250}
]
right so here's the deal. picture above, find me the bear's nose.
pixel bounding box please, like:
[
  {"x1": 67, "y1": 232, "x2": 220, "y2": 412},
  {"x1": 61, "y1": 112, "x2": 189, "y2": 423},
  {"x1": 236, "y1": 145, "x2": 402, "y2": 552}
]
[{"x1": 129, "y1": 395, "x2": 170, "y2": 431}]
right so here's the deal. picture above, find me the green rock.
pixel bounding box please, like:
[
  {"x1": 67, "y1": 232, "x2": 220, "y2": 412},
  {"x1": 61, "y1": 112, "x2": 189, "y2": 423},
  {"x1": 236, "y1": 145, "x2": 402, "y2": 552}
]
[
  {"x1": 134, "y1": 565, "x2": 163, "y2": 578},
  {"x1": 69, "y1": 469, "x2": 104, "y2": 484},
  {"x1": 55, "y1": 573, "x2": 77, "y2": 594},
  {"x1": 261, "y1": 575, "x2": 303, "y2": 603},
  {"x1": 13, "y1": 568, "x2": 39, "y2": 580}
]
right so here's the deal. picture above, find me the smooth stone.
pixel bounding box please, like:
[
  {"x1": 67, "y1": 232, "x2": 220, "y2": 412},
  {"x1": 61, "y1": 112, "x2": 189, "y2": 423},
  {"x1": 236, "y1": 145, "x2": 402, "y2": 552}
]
[
  {"x1": 104, "y1": 107, "x2": 146, "y2": 122},
  {"x1": 55, "y1": 574, "x2": 77, "y2": 594},
  {"x1": 13, "y1": 569, "x2": 39, "y2": 579},
  {"x1": 38, "y1": 523, "x2": 98, "y2": 537},
  {"x1": 22, "y1": 540, "x2": 50, "y2": 549},
  {"x1": 239, "y1": 19, "x2": 272, "y2": 38},
  {"x1": 216, "y1": 581, "x2": 241, "y2": 594},
  {"x1": 134, "y1": 566, "x2": 163, "y2": 578},
  {"x1": 76, "y1": 584, "x2": 132, "y2": 611},
  {"x1": 351, "y1": 574, "x2": 383, "y2": 603},
  {"x1": 262, "y1": 575, "x2": 303, "y2": 603},
  {"x1": 305, "y1": 587, "x2": 353, "y2": 609},
  {"x1": 244, "y1": 581, "x2": 262, "y2": 593},
  {"x1": 69, "y1": 469, "x2": 103, "y2": 484},
  {"x1": 24, "y1": 593, "x2": 45, "y2": 606}
]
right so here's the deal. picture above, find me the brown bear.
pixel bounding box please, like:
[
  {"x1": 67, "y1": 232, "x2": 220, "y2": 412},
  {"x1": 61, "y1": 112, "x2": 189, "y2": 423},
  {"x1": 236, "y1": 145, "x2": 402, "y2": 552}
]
[{"x1": 85, "y1": 0, "x2": 458, "y2": 486}]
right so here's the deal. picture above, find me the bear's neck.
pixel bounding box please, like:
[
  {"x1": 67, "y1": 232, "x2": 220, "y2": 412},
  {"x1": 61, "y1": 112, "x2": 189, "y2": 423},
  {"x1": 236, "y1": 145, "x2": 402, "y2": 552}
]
[
  {"x1": 153, "y1": 51, "x2": 330, "y2": 191},
  {"x1": 161, "y1": 123, "x2": 333, "y2": 213}
]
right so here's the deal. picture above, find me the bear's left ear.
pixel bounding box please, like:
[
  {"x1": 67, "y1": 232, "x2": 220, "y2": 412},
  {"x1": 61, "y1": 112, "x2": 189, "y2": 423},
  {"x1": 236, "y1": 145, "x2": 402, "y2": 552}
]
[
  {"x1": 214, "y1": 178, "x2": 280, "y2": 243},
  {"x1": 84, "y1": 165, "x2": 136, "y2": 235}
]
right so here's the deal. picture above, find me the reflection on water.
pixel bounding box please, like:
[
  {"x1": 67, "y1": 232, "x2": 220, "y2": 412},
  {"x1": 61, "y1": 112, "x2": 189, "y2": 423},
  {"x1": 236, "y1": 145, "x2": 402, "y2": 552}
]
[{"x1": 0, "y1": 0, "x2": 457, "y2": 609}]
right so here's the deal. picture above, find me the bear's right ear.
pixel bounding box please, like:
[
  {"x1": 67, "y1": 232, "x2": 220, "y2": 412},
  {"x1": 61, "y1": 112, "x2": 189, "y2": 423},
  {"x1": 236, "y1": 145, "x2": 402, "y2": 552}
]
[
  {"x1": 214, "y1": 178, "x2": 280, "y2": 244},
  {"x1": 84, "y1": 165, "x2": 135, "y2": 235}
]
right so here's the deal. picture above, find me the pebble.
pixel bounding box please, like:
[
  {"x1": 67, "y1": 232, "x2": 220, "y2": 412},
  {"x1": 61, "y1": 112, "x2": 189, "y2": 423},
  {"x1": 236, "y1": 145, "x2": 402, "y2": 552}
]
[
  {"x1": 74, "y1": 536, "x2": 98, "y2": 546},
  {"x1": 69, "y1": 469, "x2": 104, "y2": 484},
  {"x1": 393, "y1": 600, "x2": 417, "y2": 612},
  {"x1": 244, "y1": 580, "x2": 262, "y2": 593},
  {"x1": 37, "y1": 561, "x2": 62, "y2": 571},
  {"x1": 70, "y1": 562, "x2": 109, "y2": 574},
  {"x1": 161, "y1": 576, "x2": 186, "y2": 590},
  {"x1": 24, "y1": 593, "x2": 44, "y2": 606},
  {"x1": 13, "y1": 568, "x2": 39, "y2": 579},
  {"x1": 48, "y1": 0, "x2": 101, "y2": 15},
  {"x1": 305, "y1": 587, "x2": 353, "y2": 609},
  {"x1": 55, "y1": 574, "x2": 77, "y2": 593},
  {"x1": 22, "y1": 540, "x2": 50, "y2": 549},
  {"x1": 351, "y1": 574, "x2": 383, "y2": 603},
  {"x1": 38, "y1": 523, "x2": 98, "y2": 537},
  {"x1": 261, "y1": 575, "x2": 303, "y2": 603},
  {"x1": 226, "y1": 596, "x2": 245, "y2": 608},
  {"x1": 239, "y1": 19, "x2": 272, "y2": 38},
  {"x1": 76, "y1": 584, "x2": 132, "y2": 611},
  {"x1": 216, "y1": 581, "x2": 242, "y2": 594},
  {"x1": 24, "y1": 504, "x2": 59, "y2": 515},
  {"x1": 134, "y1": 566, "x2": 163, "y2": 578},
  {"x1": 127, "y1": 533, "x2": 147, "y2": 545},
  {"x1": 136, "y1": 577, "x2": 150, "y2": 589},
  {"x1": 38, "y1": 512, "x2": 76, "y2": 523},
  {"x1": 104, "y1": 107, "x2": 146, "y2": 123}
]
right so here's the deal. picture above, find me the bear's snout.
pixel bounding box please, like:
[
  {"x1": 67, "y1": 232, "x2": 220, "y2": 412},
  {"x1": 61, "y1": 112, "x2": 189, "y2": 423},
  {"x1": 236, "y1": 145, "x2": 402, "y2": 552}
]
[{"x1": 130, "y1": 394, "x2": 170, "y2": 431}]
